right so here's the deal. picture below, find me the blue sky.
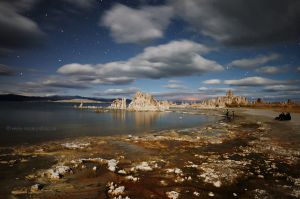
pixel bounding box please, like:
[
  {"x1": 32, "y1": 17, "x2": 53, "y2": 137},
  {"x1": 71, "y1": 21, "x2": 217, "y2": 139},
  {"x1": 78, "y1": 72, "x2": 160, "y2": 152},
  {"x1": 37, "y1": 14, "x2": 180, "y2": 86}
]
[{"x1": 0, "y1": 0, "x2": 300, "y2": 101}]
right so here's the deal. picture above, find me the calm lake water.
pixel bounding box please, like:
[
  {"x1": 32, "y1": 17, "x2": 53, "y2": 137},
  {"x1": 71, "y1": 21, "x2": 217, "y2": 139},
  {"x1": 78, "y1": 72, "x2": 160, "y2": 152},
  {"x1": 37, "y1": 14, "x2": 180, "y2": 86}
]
[{"x1": 0, "y1": 102, "x2": 216, "y2": 146}]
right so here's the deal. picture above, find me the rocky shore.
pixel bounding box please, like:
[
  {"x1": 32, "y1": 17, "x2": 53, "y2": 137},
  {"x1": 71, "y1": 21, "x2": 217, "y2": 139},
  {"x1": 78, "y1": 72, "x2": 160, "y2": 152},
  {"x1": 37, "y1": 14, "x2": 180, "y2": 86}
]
[{"x1": 0, "y1": 109, "x2": 299, "y2": 198}]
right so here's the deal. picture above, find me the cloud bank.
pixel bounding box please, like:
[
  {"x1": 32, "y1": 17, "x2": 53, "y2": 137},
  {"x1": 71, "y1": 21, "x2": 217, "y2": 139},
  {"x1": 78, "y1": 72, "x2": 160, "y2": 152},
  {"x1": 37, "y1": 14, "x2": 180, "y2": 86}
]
[
  {"x1": 95, "y1": 87, "x2": 139, "y2": 97},
  {"x1": 58, "y1": 40, "x2": 223, "y2": 84},
  {"x1": 224, "y1": 76, "x2": 284, "y2": 86},
  {"x1": 101, "y1": 1, "x2": 300, "y2": 46},
  {"x1": 0, "y1": 0, "x2": 44, "y2": 54},
  {"x1": 0, "y1": 0, "x2": 96, "y2": 54},
  {"x1": 171, "y1": 0, "x2": 300, "y2": 46},
  {"x1": 255, "y1": 66, "x2": 288, "y2": 74},
  {"x1": 229, "y1": 53, "x2": 280, "y2": 69}
]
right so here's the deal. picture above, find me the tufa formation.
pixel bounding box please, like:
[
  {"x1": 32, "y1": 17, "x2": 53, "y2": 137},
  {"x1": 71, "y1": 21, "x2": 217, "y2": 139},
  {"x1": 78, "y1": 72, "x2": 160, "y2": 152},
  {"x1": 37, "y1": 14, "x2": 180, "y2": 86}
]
[
  {"x1": 109, "y1": 91, "x2": 171, "y2": 111},
  {"x1": 201, "y1": 90, "x2": 249, "y2": 108}
]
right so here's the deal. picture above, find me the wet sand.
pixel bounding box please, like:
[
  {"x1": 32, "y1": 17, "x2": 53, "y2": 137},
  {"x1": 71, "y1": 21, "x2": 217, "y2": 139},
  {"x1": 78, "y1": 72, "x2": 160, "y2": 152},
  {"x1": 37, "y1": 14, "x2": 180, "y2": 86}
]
[{"x1": 0, "y1": 108, "x2": 299, "y2": 199}]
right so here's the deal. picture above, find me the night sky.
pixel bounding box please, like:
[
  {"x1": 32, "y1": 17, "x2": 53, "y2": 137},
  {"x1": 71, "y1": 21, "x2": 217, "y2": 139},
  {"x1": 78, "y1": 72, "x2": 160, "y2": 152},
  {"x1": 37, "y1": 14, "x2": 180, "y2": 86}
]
[{"x1": 0, "y1": 0, "x2": 300, "y2": 101}]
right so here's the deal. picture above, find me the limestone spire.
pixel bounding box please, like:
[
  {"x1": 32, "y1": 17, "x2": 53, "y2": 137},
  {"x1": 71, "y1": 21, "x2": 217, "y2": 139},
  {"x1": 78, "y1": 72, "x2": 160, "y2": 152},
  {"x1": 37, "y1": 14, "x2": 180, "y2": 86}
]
[{"x1": 226, "y1": 90, "x2": 234, "y2": 98}]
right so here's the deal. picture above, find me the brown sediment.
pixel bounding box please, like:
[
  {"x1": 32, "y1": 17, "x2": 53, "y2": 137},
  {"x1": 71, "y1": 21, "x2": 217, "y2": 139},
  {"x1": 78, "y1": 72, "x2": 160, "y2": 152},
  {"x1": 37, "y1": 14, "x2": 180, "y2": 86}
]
[
  {"x1": 0, "y1": 109, "x2": 300, "y2": 198},
  {"x1": 243, "y1": 104, "x2": 300, "y2": 113}
]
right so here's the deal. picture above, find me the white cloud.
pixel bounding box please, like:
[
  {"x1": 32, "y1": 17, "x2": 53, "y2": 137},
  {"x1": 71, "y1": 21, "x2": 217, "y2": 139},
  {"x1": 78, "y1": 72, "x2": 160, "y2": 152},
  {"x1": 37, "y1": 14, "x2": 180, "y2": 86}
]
[
  {"x1": 101, "y1": 4, "x2": 173, "y2": 43},
  {"x1": 198, "y1": 87, "x2": 208, "y2": 91},
  {"x1": 263, "y1": 85, "x2": 300, "y2": 92},
  {"x1": 98, "y1": 87, "x2": 139, "y2": 96},
  {"x1": 202, "y1": 79, "x2": 221, "y2": 85},
  {"x1": 57, "y1": 63, "x2": 94, "y2": 75},
  {"x1": 168, "y1": 80, "x2": 183, "y2": 84},
  {"x1": 91, "y1": 76, "x2": 134, "y2": 85},
  {"x1": 198, "y1": 87, "x2": 236, "y2": 93},
  {"x1": 57, "y1": 40, "x2": 223, "y2": 84},
  {"x1": 255, "y1": 66, "x2": 288, "y2": 74},
  {"x1": 224, "y1": 76, "x2": 283, "y2": 86},
  {"x1": 163, "y1": 84, "x2": 186, "y2": 89},
  {"x1": 229, "y1": 53, "x2": 280, "y2": 69}
]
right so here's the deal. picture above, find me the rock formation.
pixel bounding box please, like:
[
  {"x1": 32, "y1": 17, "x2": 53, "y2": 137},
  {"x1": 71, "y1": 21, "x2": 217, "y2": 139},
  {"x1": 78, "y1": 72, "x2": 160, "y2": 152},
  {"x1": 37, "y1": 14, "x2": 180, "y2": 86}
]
[
  {"x1": 109, "y1": 98, "x2": 127, "y2": 109},
  {"x1": 128, "y1": 91, "x2": 170, "y2": 111},
  {"x1": 108, "y1": 92, "x2": 171, "y2": 111},
  {"x1": 201, "y1": 90, "x2": 249, "y2": 108}
]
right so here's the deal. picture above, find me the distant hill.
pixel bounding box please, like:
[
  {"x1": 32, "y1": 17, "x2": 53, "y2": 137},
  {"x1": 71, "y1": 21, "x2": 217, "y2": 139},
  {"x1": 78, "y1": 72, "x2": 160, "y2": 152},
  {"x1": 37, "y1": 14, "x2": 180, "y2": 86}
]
[
  {"x1": 0, "y1": 94, "x2": 114, "y2": 103},
  {"x1": 54, "y1": 99, "x2": 105, "y2": 103}
]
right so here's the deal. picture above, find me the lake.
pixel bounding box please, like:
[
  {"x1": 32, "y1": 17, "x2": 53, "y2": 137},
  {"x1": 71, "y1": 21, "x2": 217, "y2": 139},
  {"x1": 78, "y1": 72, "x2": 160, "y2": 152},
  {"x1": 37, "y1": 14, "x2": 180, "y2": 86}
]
[{"x1": 0, "y1": 102, "x2": 216, "y2": 146}]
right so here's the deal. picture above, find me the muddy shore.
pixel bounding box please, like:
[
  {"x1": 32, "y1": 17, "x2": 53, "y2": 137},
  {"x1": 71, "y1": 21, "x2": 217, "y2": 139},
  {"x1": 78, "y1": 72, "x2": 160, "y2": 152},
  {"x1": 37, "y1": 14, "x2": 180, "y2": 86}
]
[{"x1": 0, "y1": 108, "x2": 299, "y2": 199}]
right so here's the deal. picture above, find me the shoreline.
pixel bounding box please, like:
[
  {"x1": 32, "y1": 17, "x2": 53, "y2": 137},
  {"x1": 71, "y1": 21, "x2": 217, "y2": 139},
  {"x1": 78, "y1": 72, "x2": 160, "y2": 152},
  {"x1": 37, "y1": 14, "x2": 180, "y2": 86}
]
[{"x1": 0, "y1": 108, "x2": 299, "y2": 198}]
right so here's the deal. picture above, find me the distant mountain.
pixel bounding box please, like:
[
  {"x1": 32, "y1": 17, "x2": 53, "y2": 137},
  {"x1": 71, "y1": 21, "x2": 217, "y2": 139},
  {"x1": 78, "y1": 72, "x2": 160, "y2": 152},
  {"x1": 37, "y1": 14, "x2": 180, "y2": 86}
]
[{"x1": 0, "y1": 94, "x2": 114, "y2": 103}]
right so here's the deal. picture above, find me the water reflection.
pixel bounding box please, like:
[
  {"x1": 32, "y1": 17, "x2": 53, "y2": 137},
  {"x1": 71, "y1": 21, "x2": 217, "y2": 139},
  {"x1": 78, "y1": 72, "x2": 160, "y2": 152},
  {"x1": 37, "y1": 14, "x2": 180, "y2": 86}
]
[
  {"x1": 111, "y1": 110, "x2": 162, "y2": 130},
  {"x1": 0, "y1": 102, "x2": 215, "y2": 146},
  {"x1": 133, "y1": 111, "x2": 162, "y2": 129},
  {"x1": 111, "y1": 110, "x2": 127, "y2": 122}
]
